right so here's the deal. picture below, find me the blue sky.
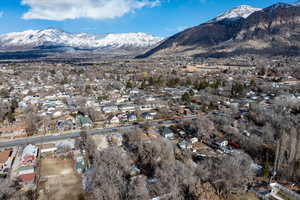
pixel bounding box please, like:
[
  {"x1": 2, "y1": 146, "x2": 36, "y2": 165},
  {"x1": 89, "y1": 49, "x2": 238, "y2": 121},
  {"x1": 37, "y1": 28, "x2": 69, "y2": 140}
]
[{"x1": 0, "y1": 0, "x2": 295, "y2": 37}]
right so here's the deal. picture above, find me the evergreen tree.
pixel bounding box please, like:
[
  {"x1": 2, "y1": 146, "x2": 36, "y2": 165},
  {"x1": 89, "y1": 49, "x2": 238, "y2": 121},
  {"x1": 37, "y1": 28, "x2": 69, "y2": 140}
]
[
  {"x1": 262, "y1": 161, "x2": 270, "y2": 177},
  {"x1": 140, "y1": 80, "x2": 147, "y2": 89},
  {"x1": 126, "y1": 80, "x2": 133, "y2": 89},
  {"x1": 182, "y1": 92, "x2": 192, "y2": 104}
]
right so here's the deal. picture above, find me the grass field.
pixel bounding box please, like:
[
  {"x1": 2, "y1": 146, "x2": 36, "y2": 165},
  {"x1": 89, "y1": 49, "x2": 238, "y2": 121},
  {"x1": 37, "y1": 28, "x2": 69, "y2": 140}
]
[{"x1": 38, "y1": 157, "x2": 84, "y2": 200}]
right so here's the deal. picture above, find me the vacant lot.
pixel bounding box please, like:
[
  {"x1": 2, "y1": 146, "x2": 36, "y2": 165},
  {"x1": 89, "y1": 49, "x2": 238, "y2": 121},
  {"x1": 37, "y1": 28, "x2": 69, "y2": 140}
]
[
  {"x1": 232, "y1": 193, "x2": 260, "y2": 200},
  {"x1": 38, "y1": 157, "x2": 84, "y2": 200},
  {"x1": 182, "y1": 65, "x2": 254, "y2": 73}
]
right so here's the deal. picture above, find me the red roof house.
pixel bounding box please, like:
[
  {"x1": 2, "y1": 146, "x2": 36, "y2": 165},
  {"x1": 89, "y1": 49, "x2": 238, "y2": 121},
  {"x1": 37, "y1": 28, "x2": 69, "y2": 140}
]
[{"x1": 19, "y1": 173, "x2": 35, "y2": 184}]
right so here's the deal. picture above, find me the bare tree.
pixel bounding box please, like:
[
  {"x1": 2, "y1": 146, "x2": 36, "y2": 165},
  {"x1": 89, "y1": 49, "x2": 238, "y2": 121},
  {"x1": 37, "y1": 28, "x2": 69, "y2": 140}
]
[
  {"x1": 24, "y1": 112, "x2": 41, "y2": 136},
  {"x1": 88, "y1": 147, "x2": 131, "y2": 200},
  {"x1": 127, "y1": 175, "x2": 150, "y2": 200}
]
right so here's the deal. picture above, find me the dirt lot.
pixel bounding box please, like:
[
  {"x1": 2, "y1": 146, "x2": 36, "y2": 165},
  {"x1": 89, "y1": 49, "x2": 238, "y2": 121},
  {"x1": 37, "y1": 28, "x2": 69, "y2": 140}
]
[
  {"x1": 182, "y1": 65, "x2": 254, "y2": 73},
  {"x1": 231, "y1": 192, "x2": 260, "y2": 200},
  {"x1": 38, "y1": 157, "x2": 84, "y2": 200}
]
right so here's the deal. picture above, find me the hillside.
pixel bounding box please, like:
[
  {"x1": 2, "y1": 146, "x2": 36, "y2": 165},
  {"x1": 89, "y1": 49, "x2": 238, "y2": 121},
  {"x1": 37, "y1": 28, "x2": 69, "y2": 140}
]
[{"x1": 138, "y1": 3, "x2": 300, "y2": 58}]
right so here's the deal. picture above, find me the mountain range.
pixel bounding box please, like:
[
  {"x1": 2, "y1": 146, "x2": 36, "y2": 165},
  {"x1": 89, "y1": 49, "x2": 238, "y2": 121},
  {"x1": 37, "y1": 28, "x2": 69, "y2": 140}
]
[
  {"x1": 139, "y1": 2, "x2": 300, "y2": 58},
  {"x1": 0, "y1": 29, "x2": 163, "y2": 52}
]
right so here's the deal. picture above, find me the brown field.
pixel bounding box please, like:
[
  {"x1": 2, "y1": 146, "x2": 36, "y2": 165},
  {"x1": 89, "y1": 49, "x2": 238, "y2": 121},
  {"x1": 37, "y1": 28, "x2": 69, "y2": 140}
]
[
  {"x1": 38, "y1": 157, "x2": 84, "y2": 200},
  {"x1": 182, "y1": 65, "x2": 254, "y2": 73},
  {"x1": 182, "y1": 65, "x2": 220, "y2": 72}
]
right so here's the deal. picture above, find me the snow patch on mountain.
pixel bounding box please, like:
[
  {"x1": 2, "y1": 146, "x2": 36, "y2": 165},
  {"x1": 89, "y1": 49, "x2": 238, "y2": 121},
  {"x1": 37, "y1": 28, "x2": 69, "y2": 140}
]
[
  {"x1": 208, "y1": 5, "x2": 261, "y2": 23},
  {"x1": 0, "y1": 28, "x2": 163, "y2": 49}
]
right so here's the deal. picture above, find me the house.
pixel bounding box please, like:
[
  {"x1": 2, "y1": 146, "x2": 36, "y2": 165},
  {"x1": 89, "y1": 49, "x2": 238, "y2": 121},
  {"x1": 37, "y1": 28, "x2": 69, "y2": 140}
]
[
  {"x1": 116, "y1": 113, "x2": 127, "y2": 122},
  {"x1": 161, "y1": 127, "x2": 175, "y2": 140},
  {"x1": 130, "y1": 89, "x2": 140, "y2": 94},
  {"x1": 130, "y1": 166, "x2": 141, "y2": 176},
  {"x1": 211, "y1": 138, "x2": 228, "y2": 147},
  {"x1": 151, "y1": 197, "x2": 160, "y2": 200},
  {"x1": 139, "y1": 104, "x2": 153, "y2": 111},
  {"x1": 56, "y1": 120, "x2": 64, "y2": 130},
  {"x1": 81, "y1": 115, "x2": 93, "y2": 127},
  {"x1": 109, "y1": 116, "x2": 120, "y2": 124},
  {"x1": 76, "y1": 114, "x2": 93, "y2": 127},
  {"x1": 21, "y1": 144, "x2": 38, "y2": 166},
  {"x1": 145, "y1": 96, "x2": 156, "y2": 102},
  {"x1": 149, "y1": 111, "x2": 157, "y2": 116},
  {"x1": 190, "y1": 137, "x2": 198, "y2": 144},
  {"x1": 53, "y1": 111, "x2": 63, "y2": 118},
  {"x1": 40, "y1": 143, "x2": 57, "y2": 154},
  {"x1": 179, "y1": 131, "x2": 186, "y2": 137},
  {"x1": 116, "y1": 97, "x2": 127, "y2": 103},
  {"x1": 141, "y1": 112, "x2": 153, "y2": 120},
  {"x1": 56, "y1": 140, "x2": 75, "y2": 151},
  {"x1": 55, "y1": 115, "x2": 76, "y2": 130},
  {"x1": 228, "y1": 141, "x2": 241, "y2": 149},
  {"x1": 187, "y1": 104, "x2": 200, "y2": 112},
  {"x1": 18, "y1": 165, "x2": 35, "y2": 176},
  {"x1": 250, "y1": 163, "x2": 262, "y2": 175},
  {"x1": 0, "y1": 149, "x2": 13, "y2": 174},
  {"x1": 0, "y1": 123, "x2": 27, "y2": 137},
  {"x1": 102, "y1": 106, "x2": 118, "y2": 113},
  {"x1": 219, "y1": 146, "x2": 234, "y2": 154},
  {"x1": 75, "y1": 155, "x2": 84, "y2": 174},
  {"x1": 127, "y1": 113, "x2": 137, "y2": 122},
  {"x1": 119, "y1": 104, "x2": 135, "y2": 112},
  {"x1": 178, "y1": 141, "x2": 191, "y2": 150},
  {"x1": 267, "y1": 182, "x2": 300, "y2": 200},
  {"x1": 19, "y1": 173, "x2": 35, "y2": 185}
]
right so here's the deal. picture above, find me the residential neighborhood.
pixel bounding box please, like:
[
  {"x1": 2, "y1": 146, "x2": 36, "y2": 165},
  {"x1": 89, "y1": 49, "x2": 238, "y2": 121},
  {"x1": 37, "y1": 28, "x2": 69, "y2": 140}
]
[{"x1": 0, "y1": 54, "x2": 299, "y2": 200}]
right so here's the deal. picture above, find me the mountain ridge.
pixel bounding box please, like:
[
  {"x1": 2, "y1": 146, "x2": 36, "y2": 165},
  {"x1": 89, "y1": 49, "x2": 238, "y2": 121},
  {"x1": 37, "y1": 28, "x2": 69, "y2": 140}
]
[
  {"x1": 138, "y1": 2, "x2": 300, "y2": 58},
  {"x1": 0, "y1": 28, "x2": 163, "y2": 51},
  {"x1": 207, "y1": 5, "x2": 261, "y2": 23}
]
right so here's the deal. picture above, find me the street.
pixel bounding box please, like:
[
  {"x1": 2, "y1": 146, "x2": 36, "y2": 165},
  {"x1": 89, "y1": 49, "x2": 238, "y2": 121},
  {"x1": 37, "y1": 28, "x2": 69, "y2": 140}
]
[{"x1": 0, "y1": 116, "x2": 197, "y2": 148}]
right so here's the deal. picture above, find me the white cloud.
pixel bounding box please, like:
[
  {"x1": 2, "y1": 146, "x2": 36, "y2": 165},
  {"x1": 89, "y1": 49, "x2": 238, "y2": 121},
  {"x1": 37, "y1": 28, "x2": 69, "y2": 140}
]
[
  {"x1": 21, "y1": 0, "x2": 160, "y2": 20},
  {"x1": 0, "y1": 12, "x2": 4, "y2": 18}
]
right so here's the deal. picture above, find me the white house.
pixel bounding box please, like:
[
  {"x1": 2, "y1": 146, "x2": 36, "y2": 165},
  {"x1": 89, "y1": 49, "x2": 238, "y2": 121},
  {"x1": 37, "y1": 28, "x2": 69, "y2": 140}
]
[
  {"x1": 18, "y1": 166, "x2": 35, "y2": 176},
  {"x1": 102, "y1": 106, "x2": 118, "y2": 113},
  {"x1": 127, "y1": 113, "x2": 137, "y2": 122},
  {"x1": 109, "y1": 116, "x2": 120, "y2": 124},
  {"x1": 119, "y1": 105, "x2": 135, "y2": 112},
  {"x1": 139, "y1": 104, "x2": 153, "y2": 111},
  {"x1": 141, "y1": 112, "x2": 153, "y2": 120}
]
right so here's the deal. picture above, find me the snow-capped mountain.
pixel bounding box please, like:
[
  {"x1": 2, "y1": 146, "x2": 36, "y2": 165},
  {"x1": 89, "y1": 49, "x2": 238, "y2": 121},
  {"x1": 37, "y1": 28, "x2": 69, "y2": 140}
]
[
  {"x1": 0, "y1": 28, "x2": 163, "y2": 50},
  {"x1": 208, "y1": 5, "x2": 261, "y2": 23},
  {"x1": 139, "y1": 2, "x2": 300, "y2": 58}
]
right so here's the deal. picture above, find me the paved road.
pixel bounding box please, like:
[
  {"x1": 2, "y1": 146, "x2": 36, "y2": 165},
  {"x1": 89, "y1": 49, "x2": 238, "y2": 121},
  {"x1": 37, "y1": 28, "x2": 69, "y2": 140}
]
[{"x1": 0, "y1": 116, "x2": 197, "y2": 148}]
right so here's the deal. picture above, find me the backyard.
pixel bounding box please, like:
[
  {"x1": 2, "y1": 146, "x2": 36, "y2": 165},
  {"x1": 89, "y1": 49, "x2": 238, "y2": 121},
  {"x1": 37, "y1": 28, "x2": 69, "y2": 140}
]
[{"x1": 38, "y1": 157, "x2": 84, "y2": 200}]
